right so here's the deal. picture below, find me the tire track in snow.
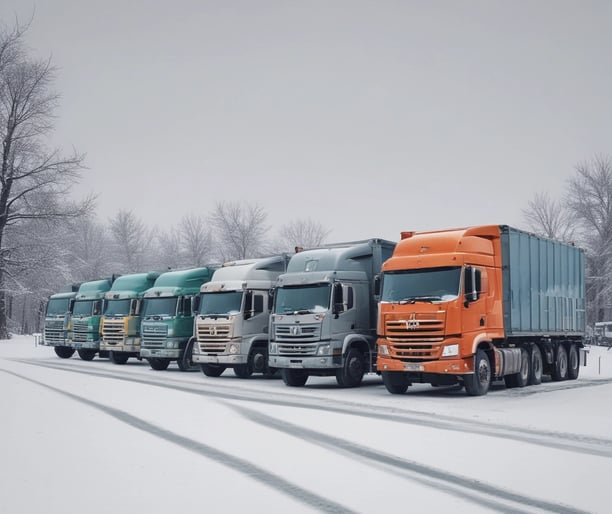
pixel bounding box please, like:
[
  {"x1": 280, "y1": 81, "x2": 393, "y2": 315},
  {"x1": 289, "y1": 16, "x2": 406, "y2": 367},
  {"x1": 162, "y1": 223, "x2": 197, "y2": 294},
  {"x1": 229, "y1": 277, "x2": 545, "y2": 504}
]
[
  {"x1": 0, "y1": 368, "x2": 356, "y2": 514},
  {"x1": 227, "y1": 403, "x2": 588, "y2": 514},
  {"x1": 13, "y1": 358, "x2": 612, "y2": 459}
]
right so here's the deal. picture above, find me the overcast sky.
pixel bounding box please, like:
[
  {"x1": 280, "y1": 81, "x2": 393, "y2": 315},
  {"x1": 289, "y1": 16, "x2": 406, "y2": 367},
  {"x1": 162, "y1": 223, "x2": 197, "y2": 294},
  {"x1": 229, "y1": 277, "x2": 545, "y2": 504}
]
[{"x1": 1, "y1": 1, "x2": 611, "y2": 243}]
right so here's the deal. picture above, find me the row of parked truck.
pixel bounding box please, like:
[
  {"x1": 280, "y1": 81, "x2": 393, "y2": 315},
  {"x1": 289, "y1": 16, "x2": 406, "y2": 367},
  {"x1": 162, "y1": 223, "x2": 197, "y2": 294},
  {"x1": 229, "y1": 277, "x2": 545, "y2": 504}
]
[{"x1": 41, "y1": 225, "x2": 587, "y2": 396}]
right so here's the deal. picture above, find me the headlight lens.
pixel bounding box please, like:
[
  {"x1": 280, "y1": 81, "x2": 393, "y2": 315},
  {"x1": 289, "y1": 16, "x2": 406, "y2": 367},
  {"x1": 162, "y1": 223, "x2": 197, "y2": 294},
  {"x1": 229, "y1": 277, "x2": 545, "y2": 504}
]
[
  {"x1": 228, "y1": 343, "x2": 239, "y2": 354},
  {"x1": 442, "y1": 344, "x2": 459, "y2": 357},
  {"x1": 317, "y1": 344, "x2": 330, "y2": 356},
  {"x1": 269, "y1": 343, "x2": 278, "y2": 354},
  {"x1": 379, "y1": 344, "x2": 389, "y2": 355}
]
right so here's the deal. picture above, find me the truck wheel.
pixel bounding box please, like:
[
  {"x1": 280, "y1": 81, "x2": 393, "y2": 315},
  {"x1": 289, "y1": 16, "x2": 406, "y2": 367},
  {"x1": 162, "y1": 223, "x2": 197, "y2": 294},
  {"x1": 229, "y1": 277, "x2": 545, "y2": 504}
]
[
  {"x1": 177, "y1": 340, "x2": 198, "y2": 372},
  {"x1": 148, "y1": 358, "x2": 170, "y2": 371},
  {"x1": 551, "y1": 345, "x2": 568, "y2": 381},
  {"x1": 382, "y1": 371, "x2": 410, "y2": 394},
  {"x1": 250, "y1": 347, "x2": 268, "y2": 374},
  {"x1": 77, "y1": 349, "x2": 96, "y2": 361},
  {"x1": 528, "y1": 344, "x2": 543, "y2": 385},
  {"x1": 336, "y1": 348, "x2": 365, "y2": 388},
  {"x1": 505, "y1": 347, "x2": 530, "y2": 388},
  {"x1": 281, "y1": 368, "x2": 308, "y2": 387},
  {"x1": 568, "y1": 344, "x2": 580, "y2": 380},
  {"x1": 234, "y1": 364, "x2": 253, "y2": 378},
  {"x1": 54, "y1": 346, "x2": 75, "y2": 359},
  {"x1": 109, "y1": 351, "x2": 129, "y2": 365},
  {"x1": 200, "y1": 364, "x2": 226, "y2": 377},
  {"x1": 464, "y1": 349, "x2": 491, "y2": 396}
]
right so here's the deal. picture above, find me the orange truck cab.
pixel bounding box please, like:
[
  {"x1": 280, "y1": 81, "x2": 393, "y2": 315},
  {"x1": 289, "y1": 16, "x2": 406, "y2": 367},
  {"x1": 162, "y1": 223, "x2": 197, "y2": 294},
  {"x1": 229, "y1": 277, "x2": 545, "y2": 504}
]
[{"x1": 377, "y1": 225, "x2": 586, "y2": 396}]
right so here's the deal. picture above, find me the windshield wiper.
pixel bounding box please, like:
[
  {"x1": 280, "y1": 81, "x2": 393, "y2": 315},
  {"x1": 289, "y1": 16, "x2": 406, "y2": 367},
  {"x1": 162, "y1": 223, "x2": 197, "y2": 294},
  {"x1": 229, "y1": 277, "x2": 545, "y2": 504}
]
[
  {"x1": 399, "y1": 296, "x2": 441, "y2": 304},
  {"x1": 293, "y1": 309, "x2": 313, "y2": 315}
]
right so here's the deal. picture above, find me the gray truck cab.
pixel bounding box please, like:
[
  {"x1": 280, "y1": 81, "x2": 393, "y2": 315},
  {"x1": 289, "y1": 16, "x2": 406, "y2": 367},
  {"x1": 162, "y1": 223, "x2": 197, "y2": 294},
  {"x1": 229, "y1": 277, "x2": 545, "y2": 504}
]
[
  {"x1": 191, "y1": 255, "x2": 289, "y2": 378},
  {"x1": 269, "y1": 239, "x2": 395, "y2": 387}
]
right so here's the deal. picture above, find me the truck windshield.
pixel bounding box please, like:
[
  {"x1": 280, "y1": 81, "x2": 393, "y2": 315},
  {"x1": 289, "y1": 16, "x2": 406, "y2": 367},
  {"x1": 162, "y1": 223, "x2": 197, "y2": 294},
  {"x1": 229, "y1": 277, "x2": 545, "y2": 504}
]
[
  {"x1": 46, "y1": 298, "x2": 71, "y2": 316},
  {"x1": 73, "y1": 300, "x2": 95, "y2": 317},
  {"x1": 104, "y1": 299, "x2": 131, "y2": 317},
  {"x1": 198, "y1": 291, "x2": 243, "y2": 316},
  {"x1": 274, "y1": 283, "x2": 331, "y2": 314},
  {"x1": 143, "y1": 297, "x2": 178, "y2": 318},
  {"x1": 381, "y1": 267, "x2": 461, "y2": 303}
]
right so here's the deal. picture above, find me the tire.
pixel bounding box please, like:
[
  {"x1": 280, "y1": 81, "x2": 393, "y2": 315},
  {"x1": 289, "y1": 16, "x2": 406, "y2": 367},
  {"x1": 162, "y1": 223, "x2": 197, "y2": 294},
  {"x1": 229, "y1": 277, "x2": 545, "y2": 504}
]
[
  {"x1": 177, "y1": 339, "x2": 197, "y2": 372},
  {"x1": 528, "y1": 344, "x2": 543, "y2": 385},
  {"x1": 281, "y1": 368, "x2": 308, "y2": 387},
  {"x1": 336, "y1": 348, "x2": 365, "y2": 388},
  {"x1": 505, "y1": 347, "x2": 530, "y2": 388},
  {"x1": 551, "y1": 345, "x2": 568, "y2": 381},
  {"x1": 233, "y1": 363, "x2": 253, "y2": 378},
  {"x1": 109, "y1": 351, "x2": 129, "y2": 365},
  {"x1": 77, "y1": 349, "x2": 96, "y2": 361},
  {"x1": 382, "y1": 371, "x2": 410, "y2": 394},
  {"x1": 568, "y1": 344, "x2": 580, "y2": 380},
  {"x1": 54, "y1": 346, "x2": 75, "y2": 359},
  {"x1": 148, "y1": 358, "x2": 170, "y2": 371},
  {"x1": 464, "y1": 349, "x2": 491, "y2": 396},
  {"x1": 200, "y1": 363, "x2": 226, "y2": 377},
  {"x1": 250, "y1": 347, "x2": 268, "y2": 375}
]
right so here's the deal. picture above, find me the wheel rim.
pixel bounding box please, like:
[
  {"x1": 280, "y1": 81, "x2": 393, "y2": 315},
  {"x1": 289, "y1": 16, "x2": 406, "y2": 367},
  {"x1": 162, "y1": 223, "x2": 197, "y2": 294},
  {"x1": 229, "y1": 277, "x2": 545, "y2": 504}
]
[
  {"x1": 477, "y1": 358, "x2": 490, "y2": 385},
  {"x1": 253, "y1": 352, "x2": 266, "y2": 373},
  {"x1": 348, "y1": 356, "x2": 364, "y2": 380},
  {"x1": 559, "y1": 350, "x2": 568, "y2": 376}
]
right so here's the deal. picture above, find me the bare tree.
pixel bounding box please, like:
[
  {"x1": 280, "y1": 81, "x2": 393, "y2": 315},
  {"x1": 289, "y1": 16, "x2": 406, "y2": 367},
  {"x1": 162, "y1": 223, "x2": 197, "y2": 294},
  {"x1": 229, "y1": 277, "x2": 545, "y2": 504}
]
[
  {"x1": 209, "y1": 201, "x2": 268, "y2": 261},
  {"x1": 108, "y1": 210, "x2": 153, "y2": 273},
  {"x1": 155, "y1": 228, "x2": 183, "y2": 271},
  {"x1": 566, "y1": 155, "x2": 612, "y2": 323},
  {"x1": 179, "y1": 213, "x2": 212, "y2": 267},
  {"x1": 275, "y1": 217, "x2": 331, "y2": 252},
  {"x1": 522, "y1": 192, "x2": 575, "y2": 243},
  {"x1": 0, "y1": 21, "x2": 92, "y2": 338}
]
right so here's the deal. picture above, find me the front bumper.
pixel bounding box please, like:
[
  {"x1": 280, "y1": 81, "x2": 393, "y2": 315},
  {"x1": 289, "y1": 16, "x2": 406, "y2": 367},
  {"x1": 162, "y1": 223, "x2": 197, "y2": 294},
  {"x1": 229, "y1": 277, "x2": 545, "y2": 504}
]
[
  {"x1": 377, "y1": 355, "x2": 474, "y2": 374},
  {"x1": 69, "y1": 341, "x2": 100, "y2": 350},
  {"x1": 269, "y1": 355, "x2": 339, "y2": 369},
  {"x1": 141, "y1": 348, "x2": 180, "y2": 359},
  {"x1": 193, "y1": 354, "x2": 247, "y2": 365}
]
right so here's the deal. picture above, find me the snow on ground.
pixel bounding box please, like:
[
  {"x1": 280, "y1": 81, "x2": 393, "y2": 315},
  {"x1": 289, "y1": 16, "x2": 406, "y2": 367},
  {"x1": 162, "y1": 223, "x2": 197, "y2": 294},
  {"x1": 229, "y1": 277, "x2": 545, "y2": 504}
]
[{"x1": 2, "y1": 336, "x2": 612, "y2": 514}]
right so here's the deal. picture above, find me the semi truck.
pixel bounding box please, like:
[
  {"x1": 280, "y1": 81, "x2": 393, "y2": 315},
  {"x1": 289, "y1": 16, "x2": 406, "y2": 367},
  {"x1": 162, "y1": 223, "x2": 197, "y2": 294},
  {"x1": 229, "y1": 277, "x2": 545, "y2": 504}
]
[
  {"x1": 377, "y1": 225, "x2": 586, "y2": 396},
  {"x1": 140, "y1": 267, "x2": 216, "y2": 371},
  {"x1": 100, "y1": 272, "x2": 160, "y2": 364},
  {"x1": 268, "y1": 239, "x2": 396, "y2": 387},
  {"x1": 42, "y1": 283, "x2": 80, "y2": 358},
  {"x1": 68, "y1": 277, "x2": 115, "y2": 361},
  {"x1": 191, "y1": 255, "x2": 289, "y2": 378}
]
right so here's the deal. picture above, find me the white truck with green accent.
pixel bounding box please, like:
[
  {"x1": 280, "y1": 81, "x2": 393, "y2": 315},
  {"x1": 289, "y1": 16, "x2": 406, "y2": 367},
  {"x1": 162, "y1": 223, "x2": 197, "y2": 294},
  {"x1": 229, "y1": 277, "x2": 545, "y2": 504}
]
[
  {"x1": 269, "y1": 239, "x2": 396, "y2": 387},
  {"x1": 192, "y1": 255, "x2": 289, "y2": 378},
  {"x1": 100, "y1": 272, "x2": 160, "y2": 364},
  {"x1": 140, "y1": 267, "x2": 216, "y2": 371},
  {"x1": 43, "y1": 284, "x2": 80, "y2": 358},
  {"x1": 69, "y1": 277, "x2": 115, "y2": 361}
]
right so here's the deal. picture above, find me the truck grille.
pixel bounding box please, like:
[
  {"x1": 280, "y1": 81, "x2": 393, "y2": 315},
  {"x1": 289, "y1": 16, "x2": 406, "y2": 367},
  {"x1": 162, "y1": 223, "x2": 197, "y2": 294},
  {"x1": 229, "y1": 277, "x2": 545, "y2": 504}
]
[
  {"x1": 385, "y1": 311, "x2": 445, "y2": 360},
  {"x1": 274, "y1": 323, "x2": 321, "y2": 342},
  {"x1": 72, "y1": 320, "x2": 92, "y2": 343},
  {"x1": 197, "y1": 323, "x2": 231, "y2": 353},
  {"x1": 102, "y1": 319, "x2": 125, "y2": 345},
  {"x1": 142, "y1": 323, "x2": 168, "y2": 348},
  {"x1": 44, "y1": 320, "x2": 66, "y2": 343},
  {"x1": 277, "y1": 342, "x2": 317, "y2": 356}
]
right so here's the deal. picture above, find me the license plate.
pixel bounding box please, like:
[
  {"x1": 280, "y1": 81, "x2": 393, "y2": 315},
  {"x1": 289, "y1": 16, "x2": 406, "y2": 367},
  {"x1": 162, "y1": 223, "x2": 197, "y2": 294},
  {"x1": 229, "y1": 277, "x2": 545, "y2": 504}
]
[
  {"x1": 404, "y1": 362, "x2": 424, "y2": 372},
  {"x1": 289, "y1": 362, "x2": 303, "y2": 368}
]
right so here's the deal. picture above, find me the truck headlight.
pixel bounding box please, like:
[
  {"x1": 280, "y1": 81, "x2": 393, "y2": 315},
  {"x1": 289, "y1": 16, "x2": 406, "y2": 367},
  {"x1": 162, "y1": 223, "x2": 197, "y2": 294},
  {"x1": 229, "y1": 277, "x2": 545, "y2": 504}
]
[
  {"x1": 317, "y1": 344, "x2": 330, "y2": 356},
  {"x1": 228, "y1": 343, "x2": 239, "y2": 354},
  {"x1": 166, "y1": 341, "x2": 177, "y2": 349},
  {"x1": 269, "y1": 343, "x2": 278, "y2": 355},
  {"x1": 442, "y1": 344, "x2": 459, "y2": 357},
  {"x1": 379, "y1": 344, "x2": 389, "y2": 355}
]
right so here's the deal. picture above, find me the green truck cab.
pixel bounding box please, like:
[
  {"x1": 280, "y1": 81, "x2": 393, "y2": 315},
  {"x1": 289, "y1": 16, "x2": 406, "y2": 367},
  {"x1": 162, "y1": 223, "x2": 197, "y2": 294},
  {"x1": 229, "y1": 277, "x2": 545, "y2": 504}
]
[
  {"x1": 43, "y1": 283, "x2": 80, "y2": 359},
  {"x1": 140, "y1": 267, "x2": 216, "y2": 371},
  {"x1": 100, "y1": 272, "x2": 160, "y2": 364},
  {"x1": 68, "y1": 277, "x2": 115, "y2": 361}
]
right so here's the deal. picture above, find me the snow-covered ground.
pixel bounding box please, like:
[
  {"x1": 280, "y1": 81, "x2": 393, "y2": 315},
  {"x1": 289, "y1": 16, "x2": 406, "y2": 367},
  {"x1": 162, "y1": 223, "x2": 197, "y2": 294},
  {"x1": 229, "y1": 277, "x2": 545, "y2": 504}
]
[{"x1": 2, "y1": 337, "x2": 612, "y2": 514}]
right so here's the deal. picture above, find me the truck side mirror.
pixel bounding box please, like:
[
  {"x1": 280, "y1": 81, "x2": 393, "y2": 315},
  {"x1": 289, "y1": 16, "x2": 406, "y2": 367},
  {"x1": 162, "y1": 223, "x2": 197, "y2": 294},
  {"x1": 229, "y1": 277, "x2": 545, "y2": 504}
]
[
  {"x1": 191, "y1": 295, "x2": 200, "y2": 315},
  {"x1": 464, "y1": 266, "x2": 481, "y2": 306},
  {"x1": 333, "y1": 283, "x2": 343, "y2": 317},
  {"x1": 69, "y1": 299, "x2": 75, "y2": 313},
  {"x1": 374, "y1": 275, "x2": 381, "y2": 297}
]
